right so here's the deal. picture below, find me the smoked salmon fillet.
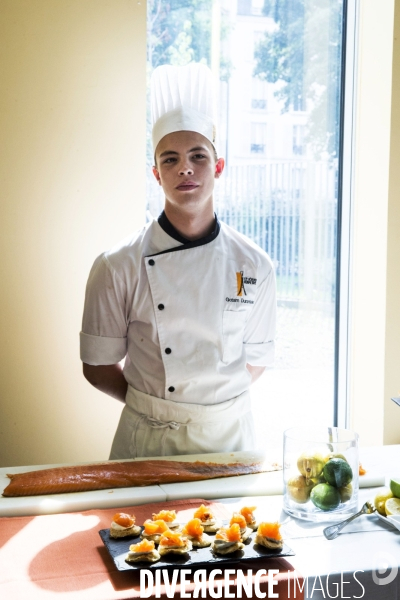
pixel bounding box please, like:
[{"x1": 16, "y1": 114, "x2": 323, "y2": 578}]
[{"x1": 2, "y1": 459, "x2": 279, "y2": 497}]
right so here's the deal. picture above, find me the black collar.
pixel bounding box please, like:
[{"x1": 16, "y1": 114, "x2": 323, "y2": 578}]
[{"x1": 152, "y1": 211, "x2": 221, "y2": 256}]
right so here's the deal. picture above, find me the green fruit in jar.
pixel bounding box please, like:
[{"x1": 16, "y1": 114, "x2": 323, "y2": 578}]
[
  {"x1": 310, "y1": 483, "x2": 341, "y2": 511},
  {"x1": 287, "y1": 475, "x2": 315, "y2": 504},
  {"x1": 338, "y1": 483, "x2": 353, "y2": 503},
  {"x1": 323, "y1": 458, "x2": 353, "y2": 488},
  {"x1": 297, "y1": 451, "x2": 325, "y2": 481}
]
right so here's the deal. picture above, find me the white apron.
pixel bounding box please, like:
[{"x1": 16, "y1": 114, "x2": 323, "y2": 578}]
[{"x1": 109, "y1": 385, "x2": 256, "y2": 459}]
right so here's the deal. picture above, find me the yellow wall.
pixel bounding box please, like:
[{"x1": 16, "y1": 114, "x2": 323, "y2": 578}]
[
  {"x1": 0, "y1": 1, "x2": 146, "y2": 466},
  {"x1": 349, "y1": 0, "x2": 400, "y2": 446},
  {"x1": 349, "y1": 0, "x2": 395, "y2": 445},
  {"x1": 384, "y1": 0, "x2": 400, "y2": 444}
]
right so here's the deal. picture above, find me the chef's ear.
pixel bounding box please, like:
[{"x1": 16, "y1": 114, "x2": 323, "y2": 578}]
[
  {"x1": 215, "y1": 157, "x2": 225, "y2": 179},
  {"x1": 152, "y1": 166, "x2": 162, "y2": 186}
]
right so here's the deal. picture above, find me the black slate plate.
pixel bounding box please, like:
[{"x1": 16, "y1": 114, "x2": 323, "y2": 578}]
[{"x1": 99, "y1": 527, "x2": 295, "y2": 572}]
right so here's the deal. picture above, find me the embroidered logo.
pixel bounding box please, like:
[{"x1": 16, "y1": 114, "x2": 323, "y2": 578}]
[
  {"x1": 236, "y1": 271, "x2": 246, "y2": 296},
  {"x1": 236, "y1": 271, "x2": 257, "y2": 297}
]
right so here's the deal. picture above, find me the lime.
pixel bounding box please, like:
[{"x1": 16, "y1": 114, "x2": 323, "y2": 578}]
[
  {"x1": 323, "y1": 458, "x2": 353, "y2": 488},
  {"x1": 338, "y1": 483, "x2": 353, "y2": 503},
  {"x1": 389, "y1": 478, "x2": 400, "y2": 498},
  {"x1": 310, "y1": 483, "x2": 341, "y2": 511},
  {"x1": 374, "y1": 488, "x2": 393, "y2": 516},
  {"x1": 297, "y1": 451, "x2": 325, "y2": 481},
  {"x1": 385, "y1": 498, "x2": 400, "y2": 516},
  {"x1": 286, "y1": 475, "x2": 315, "y2": 504}
]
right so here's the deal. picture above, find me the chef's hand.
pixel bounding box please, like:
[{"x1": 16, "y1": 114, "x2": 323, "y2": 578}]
[
  {"x1": 82, "y1": 363, "x2": 128, "y2": 402},
  {"x1": 246, "y1": 364, "x2": 266, "y2": 384}
]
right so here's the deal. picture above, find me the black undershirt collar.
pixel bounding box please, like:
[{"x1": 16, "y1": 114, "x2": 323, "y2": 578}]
[{"x1": 152, "y1": 210, "x2": 220, "y2": 256}]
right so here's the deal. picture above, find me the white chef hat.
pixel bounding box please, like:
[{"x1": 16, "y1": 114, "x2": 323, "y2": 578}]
[{"x1": 151, "y1": 63, "x2": 217, "y2": 154}]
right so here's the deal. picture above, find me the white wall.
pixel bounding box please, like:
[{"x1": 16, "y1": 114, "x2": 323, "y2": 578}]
[{"x1": 0, "y1": 0, "x2": 147, "y2": 467}]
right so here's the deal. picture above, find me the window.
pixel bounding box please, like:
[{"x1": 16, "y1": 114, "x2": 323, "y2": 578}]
[
  {"x1": 253, "y1": 31, "x2": 265, "y2": 58},
  {"x1": 293, "y1": 94, "x2": 306, "y2": 112},
  {"x1": 251, "y1": 77, "x2": 267, "y2": 110},
  {"x1": 237, "y1": 0, "x2": 252, "y2": 16},
  {"x1": 146, "y1": 0, "x2": 348, "y2": 452},
  {"x1": 292, "y1": 125, "x2": 305, "y2": 155},
  {"x1": 251, "y1": 0, "x2": 264, "y2": 17},
  {"x1": 251, "y1": 122, "x2": 267, "y2": 154},
  {"x1": 237, "y1": 0, "x2": 264, "y2": 17}
]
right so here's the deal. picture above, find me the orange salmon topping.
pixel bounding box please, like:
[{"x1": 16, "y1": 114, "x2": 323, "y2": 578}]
[
  {"x1": 143, "y1": 519, "x2": 169, "y2": 535},
  {"x1": 159, "y1": 530, "x2": 186, "y2": 547},
  {"x1": 240, "y1": 506, "x2": 256, "y2": 523},
  {"x1": 359, "y1": 463, "x2": 366, "y2": 476},
  {"x1": 230, "y1": 513, "x2": 247, "y2": 529},
  {"x1": 216, "y1": 523, "x2": 241, "y2": 542},
  {"x1": 152, "y1": 509, "x2": 177, "y2": 522},
  {"x1": 182, "y1": 518, "x2": 204, "y2": 538},
  {"x1": 257, "y1": 522, "x2": 282, "y2": 541},
  {"x1": 129, "y1": 539, "x2": 155, "y2": 553},
  {"x1": 112, "y1": 512, "x2": 135, "y2": 527},
  {"x1": 194, "y1": 504, "x2": 214, "y2": 522}
]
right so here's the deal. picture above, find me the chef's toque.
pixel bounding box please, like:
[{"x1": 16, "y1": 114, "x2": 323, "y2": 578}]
[{"x1": 151, "y1": 63, "x2": 217, "y2": 154}]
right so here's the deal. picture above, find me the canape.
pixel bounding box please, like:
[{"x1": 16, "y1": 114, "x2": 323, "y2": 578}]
[
  {"x1": 152, "y1": 509, "x2": 180, "y2": 530},
  {"x1": 229, "y1": 512, "x2": 252, "y2": 541},
  {"x1": 254, "y1": 522, "x2": 283, "y2": 550},
  {"x1": 126, "y1": 538, "x2": 160, "y2": 563},
  {"x1": 141, "y1": 519, "x2": 170, "y2": 544},
  {"x1": 110, "y1": 512, "x2": 141, "y2": 538},
  {"x1": 193, "y1": 504, "x2": 221, "y2": 533},
  {"x1": 158, "y1": 530, "x2": 192, "y2": 556},
  {"x1": 239, "y1": 505, "x2": 258, "y2": 531},
  {"x1": 212, "y1": 523, "x2": 245, "y2": 555},
  {"x1": 181, "y1": 518, "x2": 212, "y2": 548}
]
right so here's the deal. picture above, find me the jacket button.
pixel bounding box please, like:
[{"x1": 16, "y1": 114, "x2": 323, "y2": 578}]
[
  {"x1": 158, "y1": 304, "x2": 165, "y2": 310},
  {"x1": 148, "y1": 259, "x2": 155, "y2": 266},
  {"x1": 165, "y1": 347, "x2": 172, "y2": 354},
  {"x1": 168, "y1": 386, "x2": 175, "y2": 392}
]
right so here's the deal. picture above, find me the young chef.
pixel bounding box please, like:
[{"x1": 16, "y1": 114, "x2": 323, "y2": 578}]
[{"x1": 80, "y1": 63, "x2": 276, "y2": 459}]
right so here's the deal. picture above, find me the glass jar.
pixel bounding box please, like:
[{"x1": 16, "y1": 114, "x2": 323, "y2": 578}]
[{"x1": 283, "y1": 427, "x2": 359, "y2": 522}]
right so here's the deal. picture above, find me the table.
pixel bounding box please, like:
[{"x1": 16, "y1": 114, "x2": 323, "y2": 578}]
[
  {"x1": 0, "y1": 445, "x2": 399, "y2": 599},
  {"x1": 0, "y1": 497, "x2": 303, "y2": 600}
]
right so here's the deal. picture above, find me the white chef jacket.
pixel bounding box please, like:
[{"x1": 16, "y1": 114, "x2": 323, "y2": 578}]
[{"x1": 80, "y1": 212, "x2": 276, "y2": 406}]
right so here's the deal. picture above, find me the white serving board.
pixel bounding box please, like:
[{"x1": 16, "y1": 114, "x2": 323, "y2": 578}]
[
  {"x1": 0, "y1": 451, "x2": 279, "y2": 517},
  {"x1": 160, "y1": 470, "x2": 283, "y2": 501}
]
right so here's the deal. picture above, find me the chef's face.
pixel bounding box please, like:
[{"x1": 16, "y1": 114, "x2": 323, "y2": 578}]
[{"x1": 152, "y1": 131, "x2": 225, "y2": 213}]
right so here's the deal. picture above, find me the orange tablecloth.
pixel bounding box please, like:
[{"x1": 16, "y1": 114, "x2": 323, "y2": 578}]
[{"x1": 0, "y1": 498, "x2": 304, "y2": 599}]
